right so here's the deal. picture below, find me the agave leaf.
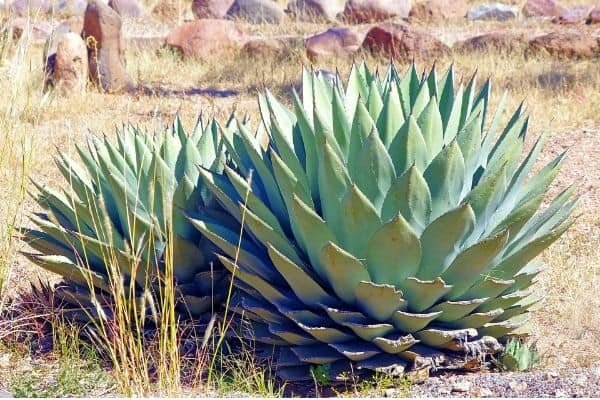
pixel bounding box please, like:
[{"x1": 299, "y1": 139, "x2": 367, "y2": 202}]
[
  {"x1": 429, "y1": 298, "x2": 488, "y2": 322},
  {"x1": 403, "y1": 277, "x2": 452, "y2": 313},
  {"x1": 339, "y1": 185, "x2": 381, "y2": 259},
  {"x1": 355, "y1": 281, "x2": 406, "y2": 321},
  {"x1": 376, "y1": 83, "x2": 404, "y2": 146},
  {"x1": 443, "y1": 230, "x2": 510, "y2": 300},
  {"x1": 351, "y1": 129, "x2": 396, "y2": 211},
  {"x1": 319, "y1": 242, "x2": 370, "y2": 305},
  {"x1": 267, "y1": 245, "x2": 337, "y2": 308},
  {"x1": 381, "y1": 165, "x2": 432, "y2": 234},
  {"x1": 388, "y1": 116, "x2": 429, "y2": 177},
  {"x1": 366, "y1": 213, "x2": 421, "y2": 287},
  {"x1": 418, "y1": 203, "x2": 475, "y2": 281},
  {"x1": 392, "y1": 310, "x2": 441, "y2": 333},
  {"x1": 416, "y1": 96, "x2": 444, "y2": 164},
  {"x1": 318, "y1": 142, "x2": 351, "y2": 237},
  {"x1": 348, "y1": 99, "x2": 377, "y2": 174},
  {"x1": 290, "y1": 195, "x2": 336, "y2": 281},
  {"x1": 424, "y1": 141, "x2": 466, "y2": 220}
]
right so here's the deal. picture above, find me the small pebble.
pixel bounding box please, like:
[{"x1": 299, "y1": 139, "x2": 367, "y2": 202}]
[
  {"x1": 554, "y1": 390, "x2": 567, "y2": 397},
  {"x1": 509, "y1": 380, "x2": 528, "y2": 393},
  {"x1": 452, "y1": 381, "x2": 472, "y2": 393},
  {"x1": 471, "y1": 387, "x2": 495, "y2": 397},
  {"x1": 574, "y1": 374, "x2": 587, "y2": 386},
  {"x1": 544, "y1": 371, "x2": 560, "y2": 380},
  {"x1": 383, "y1": 388, "x2": 399, "y2": 397}
]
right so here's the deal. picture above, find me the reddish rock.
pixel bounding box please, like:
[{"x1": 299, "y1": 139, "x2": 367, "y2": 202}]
[
  {"x1": 305, "y1": 27, "x2": 365, "y2": 59},
  {"x1": 286, "y1": 0, "x2": 344, "y2": 22},
  {"x1": 552, "y1": 5, "x2": 593, "y2": 24},
  {"x1": 343, "y1": 0, "x2": 411, "y2": 23},
  {"x1": 191, "y1": 0, "x2": 234, "y2": 18},
  {"x1": 455, "y1": 32, "x2": 527, "y2": 53},
  {"x1": 10, "y1": 17, "x2": 53, "y2": 43},
  {"x1": 83, "y1": 0, "x2": 135, "y2": 93},
  {"x1": 587, "y1": 7, "x2": 600, "y2": 24},
  {"x1": 165, "y1": 19, "x2": 246, "y2": 59},
  {"x1": 522, "y1": 0, "x2": 566, "y2": 18},
  {"x1": 243, "y1": 36, "x2": 301, "y2": 58},
  {"x1": 529, "y1": 31, "x2": 599, "y2": 58},
  {"x1": 409, "y1": 0, "x2": 468, "y2": 22},
  {"x1": 108, "y1": 0, "x2": 144, "y2": 17},
  {"x1": 53, "y1": 32, "x2": 88, "y2": 94},
  {"x1": 363, "y1": 22, "x2": 449, "y2": 60}
]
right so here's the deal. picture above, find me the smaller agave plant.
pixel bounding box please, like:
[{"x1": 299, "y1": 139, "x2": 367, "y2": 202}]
[
  {"x1": 22, "y1": 116, "x2": 233, "y2": 320},
  {"x1": 191, "y1": 63, "x2": 577, "y2": 380}
]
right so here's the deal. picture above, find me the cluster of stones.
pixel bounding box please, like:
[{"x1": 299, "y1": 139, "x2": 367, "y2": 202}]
[{"x1": 4, "y1": 0, "x2": 598, "y2": 95}]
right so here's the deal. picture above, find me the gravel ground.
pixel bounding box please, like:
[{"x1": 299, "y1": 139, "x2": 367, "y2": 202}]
[{"x1": 408, "y1": 367, "x2": 600, "y2": 398}]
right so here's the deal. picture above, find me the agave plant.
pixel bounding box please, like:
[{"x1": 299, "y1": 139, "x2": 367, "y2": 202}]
[
  {"x1": 190, "y1": 63, "x2": 576, "y2": 380},
  {"x1": 23, "y1": 116, "x2": 233, "y2": 320}
]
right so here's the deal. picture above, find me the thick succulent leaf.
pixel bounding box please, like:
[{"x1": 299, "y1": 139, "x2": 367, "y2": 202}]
[
  {"x1": 330, "y1": 342, "x2": 381, "y2": 361},
  {"x1": 319, "y1": 242, "x2": 370, "y2": 305},
  {"x1": 442, "y1": 230, "x2": 510, "y2": 300},
  {"x1": 267, "y1": 244, "x2": 337, "y2": 307},
  {"x1": 423, "y1": 141, "x2": 466, "y2": 220},
  {"x1": 339, "y1": 321, "x2": 395, "y2": 342},
  {"x1": 351, "y1": 130, "x2": 396, "y2": 211},
  {"x1": 459, "y1": 278, "x2": 514, "y2": 301},
  {"x1": 290, "y1": 195, "x2": 336, "y2": 281},
  {"x1": 418, "y1": 203, "x2": 475, "y2": 281},
  {"x1": 447, "y1": 309, "x2": 503, "y2": 329},
  {"x1": 357, "y1": 354, "x2": 408, "y2": 376},
  {"x1": 414, "y1": 328, "x2": 477, "y2": 348},
  {"x1": 338, "y1": 185, "x2": 381, "y2": 259},
  {"x1": 331, "y1": 87, "x2": 351, "y2": 157},
  {"x1": 292, "y1": 89, "x2": 318, "y2": 198},
  {"x1": 402, "y1": 277, "x2": 452, "y2": 313},
  {"x1": 388, "y1": 116, "x2": 429, "y2": 176},
  {"x1": 367, "y1": 79, "x2": 383, "y2": 122},
  {"x1": 381, "y1": 165, "x2": 432, "y2": 233},
  {"x1": 392, "y1": 310, "x2": 442, "y2": 333},
  {"x1": 366, "y1": 213, "x2": 421, "y2": 287},
  {"x1": 291, "y1": 344, "x2": 342, "y2": 364},
  {"x1": 318, "y1": 142, "x2": 351, "y2": 236},
  {"x1": 416, "y1": 96, "x2": 444, "y2": 164},
  {"x1": 373, "y1": 334, "x2": 418, "y2": 354},
  {"x1": 429, "y1": 298, "x2": 488, "y2": 322},
  {"x1": 377, "y1": 83, "x2": 404, "y2": 146},
  {"x1": 348, "y1": 99, "x2": 377, "y2": 175},
  {"x1": 355, "y1": 281, "x2": 406, "y2": 321}
]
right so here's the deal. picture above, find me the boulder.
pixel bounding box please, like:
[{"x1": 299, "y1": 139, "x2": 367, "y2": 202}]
[
  {"x1": 51, "y1": 32, "x2": 88, "y2": 94},
  {"x1": 552, "y1": 5, "x2": 593, "y2": 24},
  {"x1": 455, "y1": 32, "x2": 527, "y2": 52},
  {"x1": 10, "y1": 17, "x2": 53, "y2": 43},
  {"x1": 409, "y1": 0, "x2": 469, "y2": 22},
  {"x1": 108, "y1": 0, "x2": 144, "y2": 17},
  {"x1": 226, "y1": 0, "x2": 285, "y2": 24},
  {"x1": 363, "y1": 22, "x2": 449, "y2": 60},
  {"x1": 529, "y1": 31, "x2": 599, "y2": 58},
  {"x1": 522, "y1": 0, "x2": 566, "y2": 18},
  {"x1": 467, "y1": 3, "x2": 519, "y2": 21},
  {"x1": 83, "y1": 0, "x2": 135, "y2": 93},
  {"x1": 343, "y1": 0, "x2": 411, "y2": 23},
  {"x1": 305, "y1": 27, "x2": 365, "y2": 59},
  {"x1": 165, "y1": 19, "x2": 246, "y2": 59},
  {"x1": 191, "y1": 0, "x2": 234, "y2": 18},
  {"x1": 285, "y1": 0, "x2": 344, "y2": 22},
  {"x1": 587, "y1": 7, "x2": 600, "y2": 24},
  {"x1": 243, "y1": 36, "x2": 301, "y2": 58}
]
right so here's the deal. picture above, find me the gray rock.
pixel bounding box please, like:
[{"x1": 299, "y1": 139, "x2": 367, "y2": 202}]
[
  {"x1": 452, "y1": 381, "x2": 472, "y2": 393},
  {"x1": 286, "y1": 0, "x2": 344, "y2": 22},
  {"x1": 226, "y1": 0, "x2": 285, "y2": 23},
  {"x1": 467, "y1": 2, "x2": 519, "y2": 21},
  {"x1": 108, "y1": 0, "x2": 144, "y2": 17},
  {"x1": 0, "y1": 389, "x2": 12, "y2": 398}
]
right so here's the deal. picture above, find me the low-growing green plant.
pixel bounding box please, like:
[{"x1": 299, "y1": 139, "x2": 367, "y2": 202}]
[
  {"x1": 191, "y1": 62, "x2": 577, "y2": 380},
  {"x1": 497, "y1": 338, "x2": 540, "y2": 372}
]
